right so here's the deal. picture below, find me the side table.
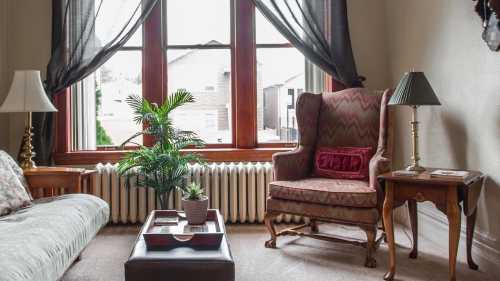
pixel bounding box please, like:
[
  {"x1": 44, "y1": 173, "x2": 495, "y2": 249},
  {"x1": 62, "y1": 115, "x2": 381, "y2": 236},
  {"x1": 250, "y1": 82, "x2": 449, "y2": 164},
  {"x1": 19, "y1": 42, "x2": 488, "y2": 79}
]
[
  {"x1": 379, "y1": 168, "x2": 484, "y2": 281},
  {"x1": 24, "y1": 167, "x2": 96, "y2": 199}
]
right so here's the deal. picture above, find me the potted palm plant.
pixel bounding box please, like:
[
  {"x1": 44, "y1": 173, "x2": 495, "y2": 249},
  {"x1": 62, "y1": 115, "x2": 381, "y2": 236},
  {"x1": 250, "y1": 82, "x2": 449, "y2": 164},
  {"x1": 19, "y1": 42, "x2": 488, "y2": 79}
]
[
  {"x1": 182, "y1": 182, "x2": 209, "y2": 224},
  {"x1": 117, "y1": 89, "x2": 204, "y2": 210}
]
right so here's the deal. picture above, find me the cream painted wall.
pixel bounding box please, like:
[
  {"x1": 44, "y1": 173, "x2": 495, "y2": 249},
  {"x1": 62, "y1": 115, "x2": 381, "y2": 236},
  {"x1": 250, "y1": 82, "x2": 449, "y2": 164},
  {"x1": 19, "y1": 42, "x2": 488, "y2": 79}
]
[
  {"x1": 0, "y1": 0, "x2": 9, "y2": 151},
  {"x1": 5, "y1": 0, "x2": 52, "y2": 155},
  {"x1": 348, "y1": 0, "x2": 391, "y2": 90},
  {"x1": 385, "y1": 0, "x2": 500, "y2": 274}
]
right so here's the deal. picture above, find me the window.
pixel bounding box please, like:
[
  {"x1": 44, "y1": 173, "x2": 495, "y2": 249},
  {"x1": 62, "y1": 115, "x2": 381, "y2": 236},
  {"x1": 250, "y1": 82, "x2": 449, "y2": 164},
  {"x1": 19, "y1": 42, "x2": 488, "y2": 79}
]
[
  {"x1": 166, "y1": 0, "x2": 232, "y2": 144},
  {"x1": 61, "y1": 0, "x2": 325, "y2": 163},
  {"x1": 72, "y1": 0, "x2": 143, "y2": 150},
  {"x1": 256, "y1": 11, "x2": 305, "y2": 143}
]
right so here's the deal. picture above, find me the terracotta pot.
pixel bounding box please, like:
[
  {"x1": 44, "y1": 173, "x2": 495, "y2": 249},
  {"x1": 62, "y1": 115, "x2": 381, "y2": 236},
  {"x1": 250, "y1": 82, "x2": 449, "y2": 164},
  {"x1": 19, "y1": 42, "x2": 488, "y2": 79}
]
[{"x1": 182, "y1": 196, "x2": 208, "y2": 225}]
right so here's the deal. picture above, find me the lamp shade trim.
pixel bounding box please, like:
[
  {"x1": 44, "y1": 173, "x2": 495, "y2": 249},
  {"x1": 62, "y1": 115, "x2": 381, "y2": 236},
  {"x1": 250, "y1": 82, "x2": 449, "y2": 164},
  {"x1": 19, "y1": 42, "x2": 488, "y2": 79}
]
[{"x1": 388, "y1": 71, "x2": 441, "y2": 106}]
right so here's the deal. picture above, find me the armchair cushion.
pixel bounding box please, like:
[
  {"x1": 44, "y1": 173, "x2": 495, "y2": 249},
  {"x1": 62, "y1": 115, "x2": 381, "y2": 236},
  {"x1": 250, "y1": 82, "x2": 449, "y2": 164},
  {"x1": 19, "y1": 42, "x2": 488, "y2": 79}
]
[
  {"x1": 314, "y1": 146, "x2": 373, "y2": 180},
  {"x1": 270, "y1": 178, "x2": 377, "y2": 208},
  {"x1": 267, "y1": 198, "x2": 379, "y2": 224}
]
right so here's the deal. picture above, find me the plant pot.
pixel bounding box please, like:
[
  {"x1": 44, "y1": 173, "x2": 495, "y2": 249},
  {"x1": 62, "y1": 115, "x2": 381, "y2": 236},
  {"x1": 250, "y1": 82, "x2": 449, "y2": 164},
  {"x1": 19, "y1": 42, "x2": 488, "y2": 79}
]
[{"x1": 182, "y1": 196, "x2": 209, "y2": 225}]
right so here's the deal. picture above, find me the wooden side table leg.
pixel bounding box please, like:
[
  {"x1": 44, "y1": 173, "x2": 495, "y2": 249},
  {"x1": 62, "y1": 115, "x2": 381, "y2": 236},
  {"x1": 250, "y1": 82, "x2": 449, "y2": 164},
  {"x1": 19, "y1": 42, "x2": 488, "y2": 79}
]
[
  {"x1": 408, "y1": 199, "x2": 418, "y2": 259},
  {"x1": 466, "y1": 208, "x2": 479, "y2": 270},
  {"x1": 383, "y1": 181, "x2": 396, "y2": 281},
  {"x1": 447, "y1": 185, "x2": 461, "y2": 281}
]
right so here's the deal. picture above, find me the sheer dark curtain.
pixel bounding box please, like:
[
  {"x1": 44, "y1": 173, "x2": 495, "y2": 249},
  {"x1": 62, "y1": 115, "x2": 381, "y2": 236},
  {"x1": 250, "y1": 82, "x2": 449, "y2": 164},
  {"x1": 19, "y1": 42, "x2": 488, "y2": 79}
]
[
  {"x1": 251, "y1": 0, "x2": 362, "y2": 88},
  {"x1": 34, "y1": 0, "x2": 159, "y2": 165}
]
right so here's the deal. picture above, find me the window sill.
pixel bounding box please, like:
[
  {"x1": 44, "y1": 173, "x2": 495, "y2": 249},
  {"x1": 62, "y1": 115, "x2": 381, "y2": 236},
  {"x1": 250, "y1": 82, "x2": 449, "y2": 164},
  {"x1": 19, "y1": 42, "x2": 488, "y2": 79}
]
[{"x1": 53, "y1": 147, "x2": 294, "y2": 165}]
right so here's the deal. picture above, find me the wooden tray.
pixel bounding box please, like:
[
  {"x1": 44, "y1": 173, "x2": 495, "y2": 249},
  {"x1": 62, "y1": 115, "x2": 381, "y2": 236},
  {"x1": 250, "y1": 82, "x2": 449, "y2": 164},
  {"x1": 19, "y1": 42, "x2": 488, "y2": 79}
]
[{"x1": 142, "y1": 209, "x2": 224, "y2": 250}]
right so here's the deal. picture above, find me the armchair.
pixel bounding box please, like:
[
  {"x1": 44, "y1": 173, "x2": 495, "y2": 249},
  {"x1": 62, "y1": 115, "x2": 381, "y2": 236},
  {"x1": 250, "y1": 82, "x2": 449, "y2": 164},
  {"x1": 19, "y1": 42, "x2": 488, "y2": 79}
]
[{"x1": 264, "y1": 88, "x2": 393, "y2": 268}]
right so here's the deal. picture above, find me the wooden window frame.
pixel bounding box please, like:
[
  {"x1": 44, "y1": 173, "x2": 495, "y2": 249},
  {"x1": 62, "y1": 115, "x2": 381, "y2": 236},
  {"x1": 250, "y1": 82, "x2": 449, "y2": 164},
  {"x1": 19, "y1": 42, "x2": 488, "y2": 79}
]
[{"x1": 53, "y1": 0, "x2": 342, "y2": 165}]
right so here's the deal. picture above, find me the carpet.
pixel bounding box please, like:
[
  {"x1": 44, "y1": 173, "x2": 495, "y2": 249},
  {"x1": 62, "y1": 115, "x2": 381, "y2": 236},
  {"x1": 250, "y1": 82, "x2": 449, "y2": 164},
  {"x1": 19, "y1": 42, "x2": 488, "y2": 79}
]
[{"x1": 61, "y1": 224, "x2": 494, "y2": 281}]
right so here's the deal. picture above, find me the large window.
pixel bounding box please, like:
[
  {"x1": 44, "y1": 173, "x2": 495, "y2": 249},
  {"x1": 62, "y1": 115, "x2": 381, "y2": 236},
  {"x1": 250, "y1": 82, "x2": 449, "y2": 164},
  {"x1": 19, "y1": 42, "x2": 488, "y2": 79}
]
[
  {"x1": 166, "y1": 0, "x2": 232, "y2": 144},
  {"x1": 63, "y1": 0, "x2": 324, "y2": 163}
]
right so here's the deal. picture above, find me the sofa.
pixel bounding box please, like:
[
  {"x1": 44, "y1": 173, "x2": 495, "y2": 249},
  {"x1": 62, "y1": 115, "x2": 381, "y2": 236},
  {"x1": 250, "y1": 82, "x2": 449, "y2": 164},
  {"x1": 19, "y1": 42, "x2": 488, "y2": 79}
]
[{"x1": 0, "y1": 151, "x2": 109, "y2": 281}]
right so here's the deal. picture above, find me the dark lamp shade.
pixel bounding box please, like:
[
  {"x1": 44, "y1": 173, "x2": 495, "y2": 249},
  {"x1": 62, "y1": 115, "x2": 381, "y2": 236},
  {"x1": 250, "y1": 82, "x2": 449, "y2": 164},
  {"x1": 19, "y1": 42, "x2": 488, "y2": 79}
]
[{"x1": 388, "y1": 72, "x2": 441, "y2": 106}]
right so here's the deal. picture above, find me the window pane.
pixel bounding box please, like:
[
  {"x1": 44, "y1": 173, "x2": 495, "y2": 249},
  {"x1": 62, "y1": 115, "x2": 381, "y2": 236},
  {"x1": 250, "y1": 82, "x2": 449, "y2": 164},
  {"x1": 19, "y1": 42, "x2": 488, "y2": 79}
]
[
  {"x1": 257, "y1": 48, "x2": 305, "y2": 143},
  {"x1": 166, "y1": 0, "x2": 230, "y2": 45},
  {"x1": 167, "y1": 49, "x2": 232, "y2": 144},
  {"x1": 95, "y1": 0, "x2": 143, "y2": 47},
  {"x1": 256, "y1": 8, "x2": 288, "y2": 44},
  {"x1": 124, "y1": 26, "x2": 142, "y2": 47},
  {"x1": 96, "y1": 51, "x2": 143, "y2": 146}
]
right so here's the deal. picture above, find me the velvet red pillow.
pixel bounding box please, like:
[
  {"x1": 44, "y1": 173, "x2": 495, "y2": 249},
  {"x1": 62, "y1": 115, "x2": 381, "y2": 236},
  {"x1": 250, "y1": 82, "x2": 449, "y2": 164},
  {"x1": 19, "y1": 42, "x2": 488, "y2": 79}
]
[{"x1": 314, "y1": 147, "x2": 373, "y2": 180}]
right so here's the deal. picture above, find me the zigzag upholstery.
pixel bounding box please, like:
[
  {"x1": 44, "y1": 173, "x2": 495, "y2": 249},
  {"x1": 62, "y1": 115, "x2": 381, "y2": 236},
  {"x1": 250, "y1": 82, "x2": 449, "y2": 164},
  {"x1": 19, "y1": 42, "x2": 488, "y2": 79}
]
[
  {"x1": 265, "y1": 87, "x2": 393, "y2": 268},
  {"x1": 317, "y1": 89, "x2": 382, "y2": 150}
]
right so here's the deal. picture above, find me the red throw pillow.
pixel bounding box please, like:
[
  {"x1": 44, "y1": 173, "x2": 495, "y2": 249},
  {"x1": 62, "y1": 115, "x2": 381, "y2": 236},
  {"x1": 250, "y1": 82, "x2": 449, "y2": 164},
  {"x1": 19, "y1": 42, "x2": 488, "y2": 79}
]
[{"x1": 314, "y1": 147, "x2": 373, "y2": 180}]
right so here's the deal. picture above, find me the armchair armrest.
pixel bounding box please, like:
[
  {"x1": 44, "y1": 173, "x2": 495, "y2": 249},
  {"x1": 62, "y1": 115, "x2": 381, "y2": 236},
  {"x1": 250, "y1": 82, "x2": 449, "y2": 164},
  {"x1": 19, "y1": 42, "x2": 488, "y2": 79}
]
[
  {"x1": 369, "y1": 152, "x2": 391, "y2": 209},
  {"x1": 369, "y1": 154, "x2": 391, "y2": 189},
  {"x1": 24, "y1": 167, "x2": 95, "y2": 198},
  {"x1": 272, "y1": 146, "x2": 313, "y2": 181}
]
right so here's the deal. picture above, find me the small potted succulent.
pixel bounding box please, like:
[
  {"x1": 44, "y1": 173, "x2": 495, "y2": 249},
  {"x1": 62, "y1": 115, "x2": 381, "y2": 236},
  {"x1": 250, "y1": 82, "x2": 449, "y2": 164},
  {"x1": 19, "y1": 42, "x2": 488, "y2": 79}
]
[{"x1": 181, "y1": 182, "x2": 209, "y2": 225}]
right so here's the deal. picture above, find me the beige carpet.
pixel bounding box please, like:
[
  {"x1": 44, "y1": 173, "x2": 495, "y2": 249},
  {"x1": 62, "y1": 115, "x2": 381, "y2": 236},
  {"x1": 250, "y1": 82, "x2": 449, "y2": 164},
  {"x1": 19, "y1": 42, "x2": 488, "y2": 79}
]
[{"x1": 62, "y1": 224, "x2": 494, "y2": 281}]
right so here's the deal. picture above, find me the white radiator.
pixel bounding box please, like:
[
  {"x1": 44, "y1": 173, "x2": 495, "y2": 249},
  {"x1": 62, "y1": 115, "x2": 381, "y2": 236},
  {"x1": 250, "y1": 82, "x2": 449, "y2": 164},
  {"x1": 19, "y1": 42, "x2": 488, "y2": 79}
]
[{"x1": 88, "y1": 162, "x2": 302, "y2": 224}]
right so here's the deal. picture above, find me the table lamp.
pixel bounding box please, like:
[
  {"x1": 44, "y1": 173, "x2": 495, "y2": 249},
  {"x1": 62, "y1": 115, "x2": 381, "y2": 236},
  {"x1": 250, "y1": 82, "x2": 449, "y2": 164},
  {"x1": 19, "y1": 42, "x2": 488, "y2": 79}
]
[
  {"x1": 0, "y1": 70, "x2": 57, "y2": 169},
  {"x1": 388, "y1": 71, "x2": 441, "y2": 172}
]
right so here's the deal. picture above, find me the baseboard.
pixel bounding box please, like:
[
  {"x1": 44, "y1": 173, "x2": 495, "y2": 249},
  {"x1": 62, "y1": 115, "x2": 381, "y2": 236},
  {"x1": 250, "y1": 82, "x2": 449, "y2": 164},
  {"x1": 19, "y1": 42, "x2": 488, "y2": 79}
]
[{"x1": 408, "y1": 204, "x2": 500, "y2": 276}]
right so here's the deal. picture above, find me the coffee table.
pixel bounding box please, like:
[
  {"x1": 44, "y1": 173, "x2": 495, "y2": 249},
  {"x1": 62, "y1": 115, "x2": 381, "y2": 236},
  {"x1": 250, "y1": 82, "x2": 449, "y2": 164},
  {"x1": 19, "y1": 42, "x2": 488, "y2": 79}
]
[{"x1": 125, "y1": 209, "x2": 235, "y2": 281}]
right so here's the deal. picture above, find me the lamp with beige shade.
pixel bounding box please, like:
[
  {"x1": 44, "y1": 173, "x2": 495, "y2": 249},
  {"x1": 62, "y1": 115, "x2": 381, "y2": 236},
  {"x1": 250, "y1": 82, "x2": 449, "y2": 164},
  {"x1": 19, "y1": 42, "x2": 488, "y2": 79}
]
[{"x1": 0, "y1": 70, "x2": 57, "y2": 169}]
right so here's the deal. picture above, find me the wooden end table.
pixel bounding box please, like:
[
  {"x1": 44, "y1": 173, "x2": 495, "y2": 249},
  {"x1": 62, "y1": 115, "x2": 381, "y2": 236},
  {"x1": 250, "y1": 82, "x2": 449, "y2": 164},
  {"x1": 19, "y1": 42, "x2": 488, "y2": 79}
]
[
  {"x1": 24, "y1": 167, "x2": 96, "y2": 198},
  {"x1": 379, "y1": 168, "x2": 484, "y2": 281}
]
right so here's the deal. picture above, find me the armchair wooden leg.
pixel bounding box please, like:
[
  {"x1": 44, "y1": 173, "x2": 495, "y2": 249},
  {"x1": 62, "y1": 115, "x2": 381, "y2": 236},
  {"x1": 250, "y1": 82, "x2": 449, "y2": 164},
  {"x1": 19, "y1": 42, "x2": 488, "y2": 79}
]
[
  {"x1": 362, "y1": 225, "x2": 377, "y2": 268},
  {"x1": 264, "y1": 211, "x2": 279, "y2": 248},
  {"x1": 310, "y1": 219, "x2": 319, "y2": 233}
]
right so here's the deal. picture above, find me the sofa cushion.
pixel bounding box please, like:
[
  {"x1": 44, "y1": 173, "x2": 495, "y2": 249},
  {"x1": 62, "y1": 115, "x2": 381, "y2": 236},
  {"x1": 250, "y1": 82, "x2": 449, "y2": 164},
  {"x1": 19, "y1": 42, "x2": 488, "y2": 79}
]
[
  {"x1": 0, "y1": 194, "x2": 109, "y2": 281},
  {"x1": 0, "y1": 150, "x2": 32, "y2": 200},
  {"x1": 270, "y1": 177, "x2": 377, "y2": 208},
  {"x1": 0, "y1": 157, "x2": 32, "y2": 216}
]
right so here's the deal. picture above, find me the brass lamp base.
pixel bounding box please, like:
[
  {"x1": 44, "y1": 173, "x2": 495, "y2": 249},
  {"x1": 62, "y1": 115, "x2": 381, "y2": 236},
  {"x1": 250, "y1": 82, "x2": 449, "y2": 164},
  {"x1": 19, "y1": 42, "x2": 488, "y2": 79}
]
[
  {"x1": 19, "y1": 112, "x2": 36, "y2": 170},
  {"x1": 407, "y1": 105, "x2": 425, "y2": 173},
  {"x1": 406, "y1": 164, "x2": 426, "y2": 172}
]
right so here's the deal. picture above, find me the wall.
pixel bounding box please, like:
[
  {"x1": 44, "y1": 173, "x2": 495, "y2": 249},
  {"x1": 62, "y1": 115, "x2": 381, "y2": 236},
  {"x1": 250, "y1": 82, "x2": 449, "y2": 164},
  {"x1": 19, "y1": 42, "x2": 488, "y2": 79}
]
[
  {"x1": 385, "y1": 0, "x2": 500, "y2": 274},
  {"x1": 4, "y1": 0, "x2": 52, "y2": 155},
  {"x1": 348, "y1": 0, "x2": 391, "y2": 90},
  {"x1": 0, "y1": 0, "x2": 9, "y2": 151}
]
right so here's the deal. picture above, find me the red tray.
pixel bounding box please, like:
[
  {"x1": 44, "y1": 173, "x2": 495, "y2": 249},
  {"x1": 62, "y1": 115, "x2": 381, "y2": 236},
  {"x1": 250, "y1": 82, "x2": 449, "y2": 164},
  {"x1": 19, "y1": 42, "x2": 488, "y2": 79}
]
[{"x1": 142, "y1": 209, "x2": 224, "y2": 250}]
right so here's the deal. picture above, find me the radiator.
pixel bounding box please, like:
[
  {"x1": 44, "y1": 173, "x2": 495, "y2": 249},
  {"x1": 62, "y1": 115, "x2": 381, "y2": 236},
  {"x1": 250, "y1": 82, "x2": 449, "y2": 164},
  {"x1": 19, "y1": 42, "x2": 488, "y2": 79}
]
[{"x1": 88, "y1": 162, "x2": 301, "y2": 224}]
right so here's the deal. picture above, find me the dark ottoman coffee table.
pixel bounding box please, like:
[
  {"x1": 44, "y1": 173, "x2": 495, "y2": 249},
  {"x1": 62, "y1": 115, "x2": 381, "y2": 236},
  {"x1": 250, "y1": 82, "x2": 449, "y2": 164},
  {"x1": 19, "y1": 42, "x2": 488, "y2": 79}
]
[{"x1": 125, "y1": 210, "x2": 235, "y2": 281}]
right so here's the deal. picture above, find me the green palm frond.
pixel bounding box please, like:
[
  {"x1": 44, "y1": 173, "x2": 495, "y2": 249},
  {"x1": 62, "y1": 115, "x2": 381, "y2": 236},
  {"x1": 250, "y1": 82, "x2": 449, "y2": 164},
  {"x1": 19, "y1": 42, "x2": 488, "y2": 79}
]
[
  {"x1": 118, "y1": 89, "x2": 205, "y2": 209},
  {"x1": 162, "y1": 89, "x2": 195, "y2": 115}
]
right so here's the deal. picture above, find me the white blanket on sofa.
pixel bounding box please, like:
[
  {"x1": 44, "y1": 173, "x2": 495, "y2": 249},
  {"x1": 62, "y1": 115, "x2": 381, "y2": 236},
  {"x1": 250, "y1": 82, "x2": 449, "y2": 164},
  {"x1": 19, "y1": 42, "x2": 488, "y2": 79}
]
[{"x1": 0, "y1": 194, "x2": 109, "y2": 281}]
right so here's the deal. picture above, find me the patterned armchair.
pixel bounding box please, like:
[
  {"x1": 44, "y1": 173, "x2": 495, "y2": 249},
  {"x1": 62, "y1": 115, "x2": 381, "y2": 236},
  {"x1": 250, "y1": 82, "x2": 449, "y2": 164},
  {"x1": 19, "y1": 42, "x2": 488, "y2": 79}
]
[{"x1": 264, "y1": 88, "x2": 393, "y2": 268}]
